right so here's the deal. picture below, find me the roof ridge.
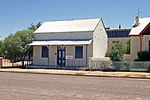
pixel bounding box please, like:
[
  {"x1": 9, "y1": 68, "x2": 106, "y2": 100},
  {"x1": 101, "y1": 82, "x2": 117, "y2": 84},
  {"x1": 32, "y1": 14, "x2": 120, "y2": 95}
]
[
  {"x1": 44, "y1": 18, "x2": 101, "y2": 23},
  {"x1": 139, "y1": 17, "x2": 150, "y2": 19}
]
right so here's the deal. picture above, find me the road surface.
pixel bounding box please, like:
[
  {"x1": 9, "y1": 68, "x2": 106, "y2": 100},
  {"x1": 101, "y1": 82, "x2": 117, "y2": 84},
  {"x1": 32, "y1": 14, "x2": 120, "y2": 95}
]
[{"x1": 0, "y1": 72, "x2": 150, "y2": 100}]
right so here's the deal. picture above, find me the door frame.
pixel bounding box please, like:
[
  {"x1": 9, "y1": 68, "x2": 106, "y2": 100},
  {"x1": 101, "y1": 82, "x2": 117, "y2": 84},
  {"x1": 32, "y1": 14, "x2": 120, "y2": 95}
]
[{"x1": 57, "y1": 46, "x2": 66, "y2": 66}]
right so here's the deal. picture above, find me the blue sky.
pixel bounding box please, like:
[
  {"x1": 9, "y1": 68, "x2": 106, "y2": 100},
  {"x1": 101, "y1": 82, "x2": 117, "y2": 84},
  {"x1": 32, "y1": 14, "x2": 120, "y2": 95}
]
[{"x1": 0, "y1": 0, "x2": 150, "y2": 39}]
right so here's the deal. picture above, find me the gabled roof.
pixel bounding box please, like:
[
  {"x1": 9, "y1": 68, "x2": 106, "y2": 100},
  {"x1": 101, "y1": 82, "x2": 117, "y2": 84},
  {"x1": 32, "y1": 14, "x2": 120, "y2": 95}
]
[
  {"x1": 34, "y1": 18, "x2": 101, "y2": 33},
  {"x1": 129, "y1": 17, "x2": 150, "y2": 36}
]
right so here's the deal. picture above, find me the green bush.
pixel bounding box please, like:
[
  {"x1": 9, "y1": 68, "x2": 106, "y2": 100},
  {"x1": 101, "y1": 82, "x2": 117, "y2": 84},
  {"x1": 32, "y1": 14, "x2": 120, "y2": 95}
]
[
  {"x1": 134, "y1": 51, "x2": 150, "y2": 61},
  {"x1": 147, "y1": 63, "x2": 150, "y2": 72},
  {"x1": 106, "y1": 41, "x2": 125, "y2": 61},
  {"x1": 125, "y1": 40, "x2": 130, "y2": 54}
]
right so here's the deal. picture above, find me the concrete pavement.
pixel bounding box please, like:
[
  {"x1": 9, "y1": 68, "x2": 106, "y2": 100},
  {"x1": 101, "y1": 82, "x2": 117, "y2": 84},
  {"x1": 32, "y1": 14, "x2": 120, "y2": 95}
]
[{"x1": 0, "y1": 68, "x2": 150, "y2": 79}]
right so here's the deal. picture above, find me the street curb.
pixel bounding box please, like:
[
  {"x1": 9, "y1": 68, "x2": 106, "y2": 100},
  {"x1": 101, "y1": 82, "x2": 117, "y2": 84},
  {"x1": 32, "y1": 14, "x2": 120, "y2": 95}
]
[{"x1": 0, "y1": 69, "x2": 150, "y2": 79}]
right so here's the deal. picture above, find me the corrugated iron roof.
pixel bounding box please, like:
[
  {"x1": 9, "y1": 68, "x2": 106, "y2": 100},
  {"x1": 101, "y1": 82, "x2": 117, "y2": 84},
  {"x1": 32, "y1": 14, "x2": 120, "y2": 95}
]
[
  {"x1": 129, "y1": 17, "x2": 150, "y2": 36},
  {"x1": 34, "y1": 18, "x2": 101, "y2": 33}
]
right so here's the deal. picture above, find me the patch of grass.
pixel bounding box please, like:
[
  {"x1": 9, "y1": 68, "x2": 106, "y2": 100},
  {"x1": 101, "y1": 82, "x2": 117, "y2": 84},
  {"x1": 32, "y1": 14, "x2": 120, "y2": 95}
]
[
  {"x1": 122, "y1": 75, "x2": 130, "y2": 78},
  {"x1": 75, "y1": 72, "x2": 85, "y2": 75},
  {"x1": 130, "y1": 68, "x2": 147, "y2": 72},
  {"x1": 140, "y1": 75, "x2": 147, "y2": 78}
]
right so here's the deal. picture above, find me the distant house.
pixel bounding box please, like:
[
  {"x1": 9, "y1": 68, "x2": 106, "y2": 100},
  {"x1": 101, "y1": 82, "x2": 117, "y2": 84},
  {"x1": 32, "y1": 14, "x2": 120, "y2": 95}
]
[
  {"x1": 28, "y1": 18, "x2": 107, "y2": 67},
  {"x1": 106, "y1": 28, "x2": 131, "y2": 50},
  {"x1": 129, "y1": 17, "x2": 150, "y2": 60}
]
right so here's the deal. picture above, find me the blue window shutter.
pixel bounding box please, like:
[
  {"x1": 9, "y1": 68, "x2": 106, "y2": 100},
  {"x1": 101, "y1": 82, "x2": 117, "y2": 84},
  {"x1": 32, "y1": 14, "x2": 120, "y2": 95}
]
[
  {"x1": 42, "y1": 46, "x2": 48, "y2": 58},
  {"x1": 75, "y1": 46, "x2": 83, "y2": 58}
]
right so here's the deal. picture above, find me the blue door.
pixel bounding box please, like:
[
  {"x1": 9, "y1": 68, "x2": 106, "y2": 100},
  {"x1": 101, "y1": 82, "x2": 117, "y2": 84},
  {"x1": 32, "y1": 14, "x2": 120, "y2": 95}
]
[{"x1": 57, "y1": 46, "x2": 66, "y2": 66}]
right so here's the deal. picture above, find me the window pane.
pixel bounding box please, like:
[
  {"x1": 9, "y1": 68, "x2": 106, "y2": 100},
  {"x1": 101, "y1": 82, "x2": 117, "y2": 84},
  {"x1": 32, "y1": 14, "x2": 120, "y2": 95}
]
[
  {"x1": 75, "y1": 46, "x2": 83, "y2": 58},
  {"x1": 42, "y1": 46, "x2": 48, "y2": 58}
]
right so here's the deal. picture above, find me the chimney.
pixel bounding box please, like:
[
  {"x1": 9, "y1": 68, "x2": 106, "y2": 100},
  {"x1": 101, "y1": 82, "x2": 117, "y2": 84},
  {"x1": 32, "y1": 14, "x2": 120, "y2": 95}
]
[
  {"x1": 119, "y1": 24, "x2": 121, "y2": 29},
  {"x1": 135, "y1": 16, "x2": 139, "y2": 26}
]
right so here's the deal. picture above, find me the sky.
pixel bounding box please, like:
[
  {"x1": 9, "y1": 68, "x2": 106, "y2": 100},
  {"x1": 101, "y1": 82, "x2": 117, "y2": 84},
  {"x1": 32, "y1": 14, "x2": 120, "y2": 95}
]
[{"x1": 0, "y1": 0, "x2": 150, "y2": 39}]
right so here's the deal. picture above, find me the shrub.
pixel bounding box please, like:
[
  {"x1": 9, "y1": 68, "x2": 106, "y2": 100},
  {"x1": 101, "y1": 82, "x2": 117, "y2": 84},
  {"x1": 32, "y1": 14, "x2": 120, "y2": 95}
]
[
  {"x1": 135, "y1": 51, "x2": 150, "y2": 61},
  {"x1": 106, "y1": 41, "x2": 125, "y2": 61},
  {"x1": 125, "y1": 40, "x2": 130, "y2": 54},
  {"x1": 147, "y1": 63, "x2": 150, "y2": 72},
  {"x1": 148, "y1": 66, "x2": 150, "y2": 72}
]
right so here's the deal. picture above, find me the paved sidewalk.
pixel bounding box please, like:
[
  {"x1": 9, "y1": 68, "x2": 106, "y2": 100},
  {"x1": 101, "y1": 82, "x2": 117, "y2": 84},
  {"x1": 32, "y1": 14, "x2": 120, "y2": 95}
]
[{"x1": 0, "y1": 68, "x2": 150, "y2": 79}]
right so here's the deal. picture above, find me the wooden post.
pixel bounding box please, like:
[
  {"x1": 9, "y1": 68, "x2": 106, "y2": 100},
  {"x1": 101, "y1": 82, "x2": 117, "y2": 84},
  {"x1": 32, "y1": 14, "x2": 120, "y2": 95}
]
[
  {"x1": 48, "y1": 45, "x2": 50, "y2": 66},
  {"x1": 86, "y1": 44, "x2": 88, "y2": 66}
]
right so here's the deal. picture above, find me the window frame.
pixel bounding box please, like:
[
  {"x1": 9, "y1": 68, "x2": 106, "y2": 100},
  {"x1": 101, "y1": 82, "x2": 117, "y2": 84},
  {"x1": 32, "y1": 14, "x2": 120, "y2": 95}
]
[
  {"x1": 75, "y1": 46, "x2": 83, "y2": 59},
  {"x1": 41, "y1": 46, "x2": 48, "y2": 58}
]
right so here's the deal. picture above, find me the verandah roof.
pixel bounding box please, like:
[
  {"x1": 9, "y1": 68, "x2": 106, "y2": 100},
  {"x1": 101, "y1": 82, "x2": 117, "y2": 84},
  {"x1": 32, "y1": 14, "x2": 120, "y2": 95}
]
[{"x1": 28, "y1": 40, "x2": 92, "y2": 46}]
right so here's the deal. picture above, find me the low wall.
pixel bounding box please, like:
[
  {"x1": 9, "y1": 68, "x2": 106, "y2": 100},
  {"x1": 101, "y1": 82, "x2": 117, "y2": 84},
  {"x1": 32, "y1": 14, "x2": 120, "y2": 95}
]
[
  {"x1": 123, "y1": 54, "x2": 131, "y2": 61},
  {"x1": 88, "y1": 57, "x2": 111, "y2": 67}
]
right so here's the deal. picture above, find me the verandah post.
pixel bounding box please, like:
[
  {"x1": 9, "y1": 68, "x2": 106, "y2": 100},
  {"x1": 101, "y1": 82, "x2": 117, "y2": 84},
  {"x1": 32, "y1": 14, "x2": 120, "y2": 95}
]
[{"x1": 48, "y1": 45, "x2": 50, "y2": 66}]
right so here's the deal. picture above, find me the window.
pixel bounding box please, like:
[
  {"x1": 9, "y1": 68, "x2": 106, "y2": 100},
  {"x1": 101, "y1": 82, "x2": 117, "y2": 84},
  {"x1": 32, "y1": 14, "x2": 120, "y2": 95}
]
[
  {"x1": 75, "y1": 46, "x2": 83, "y2": 58},
  {"x1": 112, "y1": 41, "x2": 119, "y2": 44},
  {"x1": 42, "y1": 46, "x2": 48, "y2": 58}
]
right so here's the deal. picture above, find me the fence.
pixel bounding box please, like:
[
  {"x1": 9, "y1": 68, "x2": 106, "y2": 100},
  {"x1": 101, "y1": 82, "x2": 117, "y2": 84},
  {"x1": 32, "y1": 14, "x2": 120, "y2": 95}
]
[
  {"x1": 91, "y1": 60, "x2": 150, "y2": 71},
  {"x1": 26, "y1": 59, "x2": 86, "y2": 70},
  {"x1": 25, "y1": 58, "x2": 150, "y2": 71},
  {"x1": 2, "y1": 59, "x2": 32, "y2": 68}
]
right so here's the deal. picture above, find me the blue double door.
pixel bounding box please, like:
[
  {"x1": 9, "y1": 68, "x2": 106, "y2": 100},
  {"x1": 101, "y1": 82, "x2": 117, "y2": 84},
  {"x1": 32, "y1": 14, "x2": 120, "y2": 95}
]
[{"x1": 57, "y1": 46, "x2": 66, "y2": 66}]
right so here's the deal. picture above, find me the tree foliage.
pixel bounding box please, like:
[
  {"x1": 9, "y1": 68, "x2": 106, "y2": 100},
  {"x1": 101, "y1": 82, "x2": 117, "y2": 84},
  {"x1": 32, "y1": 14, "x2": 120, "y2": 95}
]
[
  {"x1": 2, "y1": 30, "x2": 34, "y2": 63},
  {"x1": 28, "y1": 22, "x2": 41, "y2": 31},
  {"x1": 0, "y1": 40, "x2": 3, "y2": 56},
  {"x1": 125, "y1": 40, "x2": 130, "y2": 54},
  {"x1": 106, "y1": 41, "x2": 126, "y2": 61}
]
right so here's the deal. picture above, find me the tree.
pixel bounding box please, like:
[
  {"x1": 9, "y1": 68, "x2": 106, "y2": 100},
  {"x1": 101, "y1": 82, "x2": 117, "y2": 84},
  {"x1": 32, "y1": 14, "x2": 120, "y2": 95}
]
[
  {"x1": 106, "y1": 41, "x2": 126, "y2": 61},
  {"x1": 28, "y1": 22, "x2": 41, "y2": 31},
  {"x1": 0, "y1": 40, "x2": 3, "y2": 56},
  {"x1": 36, "y1": 22, "x2": 42, "y2": 29},
  {"x1": 125, "y1": 40, "x2": 130, "y2": 54},
  {"x1": 2, "y1": 30, "x2": 34, "y2": 67}
]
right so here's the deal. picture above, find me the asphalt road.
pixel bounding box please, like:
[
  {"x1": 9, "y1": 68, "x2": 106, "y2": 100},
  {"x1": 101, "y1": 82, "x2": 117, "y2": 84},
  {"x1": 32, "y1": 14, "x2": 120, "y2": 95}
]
[{"x1": 0, "y1": 72, "x2": 150, "y2": 100}]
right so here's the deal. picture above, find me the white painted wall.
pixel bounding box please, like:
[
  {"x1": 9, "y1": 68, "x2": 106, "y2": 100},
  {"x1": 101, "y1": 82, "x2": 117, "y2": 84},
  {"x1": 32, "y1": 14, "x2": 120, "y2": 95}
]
[
  {"x1": 34, "y1": 31, "x2": 93, "y2": 40},
  {"x1": 33, "y1": 44, "x2": 93, "y2": 66},
  {"x1": 93, "y1": 20, "x2": 107, "y2": 58},
  {"x1": 33, "y1": 46, "x2": 48, "y2": 65}
]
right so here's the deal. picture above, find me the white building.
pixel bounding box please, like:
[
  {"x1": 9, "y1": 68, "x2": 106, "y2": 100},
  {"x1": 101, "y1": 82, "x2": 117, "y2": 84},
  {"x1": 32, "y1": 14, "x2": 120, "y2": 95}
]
[{"x1": 29, "y1": 18, "x2": 107, "y2": 67}]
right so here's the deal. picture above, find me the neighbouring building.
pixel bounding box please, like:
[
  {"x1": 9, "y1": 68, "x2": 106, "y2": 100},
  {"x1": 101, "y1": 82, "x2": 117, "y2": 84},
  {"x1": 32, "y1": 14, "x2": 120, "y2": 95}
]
[
  {"x1": 129, "y1": 17, "x2": 150, "y2": 60},
  {"x1": 28, "y1": 18, "x2": 107, "y2": 67},
  {"x1": 106, "y1": 28, "x2": 131, "y2": 50}
]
